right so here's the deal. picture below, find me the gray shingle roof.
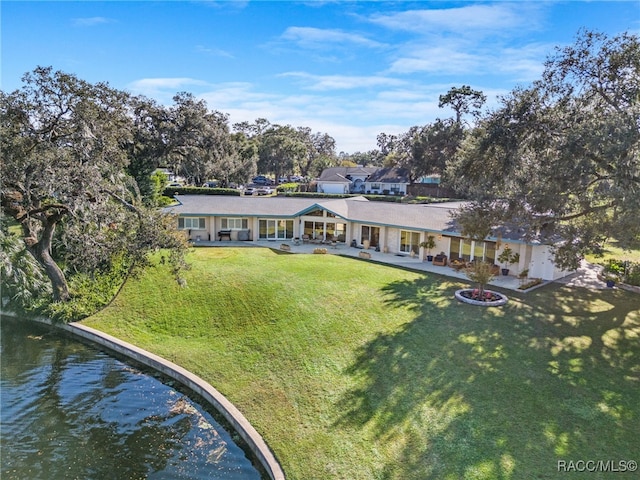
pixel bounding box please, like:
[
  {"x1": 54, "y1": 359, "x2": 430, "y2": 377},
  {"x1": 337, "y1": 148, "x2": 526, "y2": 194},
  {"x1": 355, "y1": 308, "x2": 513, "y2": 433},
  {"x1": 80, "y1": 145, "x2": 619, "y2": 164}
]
[
  {"x1": 167, "y1": 195, "x2": 464, "y2": 234},
  {"x1": 365, "y1": 167, "x2": 410, "y2": 183},
  {"x1": 167, "y1": 196, "x2": 537, "y2": 242},
  {"x1": 317, "y1": 167, "x2": 378, "y2": 182}
]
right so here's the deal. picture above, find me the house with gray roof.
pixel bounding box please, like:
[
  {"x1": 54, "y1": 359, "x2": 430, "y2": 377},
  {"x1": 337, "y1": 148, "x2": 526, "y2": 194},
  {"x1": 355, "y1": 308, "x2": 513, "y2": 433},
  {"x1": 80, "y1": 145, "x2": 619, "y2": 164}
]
[
  {"x1": 364, "y1": 167, "x2": 410, "y2": 195},
  {"x1": 167, "y1": 195, "x2": 573, "y2": 281},
  {"x1": 315, "y1": 166, "x2": 378, "y2": 194}
]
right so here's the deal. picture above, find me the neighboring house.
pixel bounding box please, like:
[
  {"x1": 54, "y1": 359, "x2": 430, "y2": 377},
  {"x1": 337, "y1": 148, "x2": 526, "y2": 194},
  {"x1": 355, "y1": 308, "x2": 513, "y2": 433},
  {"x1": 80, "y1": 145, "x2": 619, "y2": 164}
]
[
  {"x1": 315, "y1": 166, "x2": 378, "y2": 194},
  {"x1": 416, "y1": 174, "x2": 441, "y2": 184},
  {"x1": 167, "y1": 195, "x2": 574, "y2": 281},
  {"x1": 364, "y1": 167, "x2": 410, "y2": 195},
  {"x1": 155, "y1": 168, "x2": 186, "y2": 185}
]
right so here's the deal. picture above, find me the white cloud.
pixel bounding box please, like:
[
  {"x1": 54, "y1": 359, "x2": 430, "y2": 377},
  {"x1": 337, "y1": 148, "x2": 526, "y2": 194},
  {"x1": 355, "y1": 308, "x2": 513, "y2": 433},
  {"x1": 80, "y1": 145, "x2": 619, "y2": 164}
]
[
  {"x1": 388, "y1": 46, "x2": 484, "y2": 75},
  {"x1": 195, "y1": 45, "x2": 234, "y2": 58},
  {"x1": 127, "y1": 77, "x2": 211, "y2": 100},
  {"x1": 197, "y1": 79, "x2": 453, "y2": 151},
  {"x1": 280, "y1": 26, "x2": 386, "y2": 49},
  {"x1": 367, "y1": 3, "x2": 542, "y2": 36},
  {"x1": 279, "y1": 72, "x2": 406, "y2": 91},
  {"x1": 72, "y1": 17, "x2": 113, "y2": 27}
]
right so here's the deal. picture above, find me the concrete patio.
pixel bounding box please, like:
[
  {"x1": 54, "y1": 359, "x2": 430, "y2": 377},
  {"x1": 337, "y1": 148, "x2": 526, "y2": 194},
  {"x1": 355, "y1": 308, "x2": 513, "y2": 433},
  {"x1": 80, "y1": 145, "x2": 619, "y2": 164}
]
[{"x1": 190, "y1": 239, "x2": 534, "y2": 291}]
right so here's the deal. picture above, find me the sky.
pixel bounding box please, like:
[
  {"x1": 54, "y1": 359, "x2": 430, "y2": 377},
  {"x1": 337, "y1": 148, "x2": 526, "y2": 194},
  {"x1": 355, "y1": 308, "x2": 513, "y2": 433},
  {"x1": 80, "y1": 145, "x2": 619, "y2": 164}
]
[{"x1": 2, "y1": 1, "x2": 639, "y2": 153}]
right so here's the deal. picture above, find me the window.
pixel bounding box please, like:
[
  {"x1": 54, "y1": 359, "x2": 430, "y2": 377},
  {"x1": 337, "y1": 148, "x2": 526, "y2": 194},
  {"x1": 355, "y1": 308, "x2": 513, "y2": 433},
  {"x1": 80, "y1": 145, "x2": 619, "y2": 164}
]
[
  {"x1": 371, "y1": 183, "x2": 381, "y2": 190},
  {"x1": 221, "y1": 218, "x2": 248, "y2": 230},
  {"x1": 450, "y1": 237, "x2": 496, "y2": 262},
  {"x1": 259, "y1": 219, "x2": 293, "y2": 240},
  {"x1": 450, "y1": 237, "x2": 461, "y2": 260},
  {"x1": 178, "y1": 217, "x2": 205, "y2": 230},
  {"x1": 400, "y1": 230, "x2": 420, "y2": 254},
  {"x1": 484, "y1": 242, "x2": 496, "y2": 263}
]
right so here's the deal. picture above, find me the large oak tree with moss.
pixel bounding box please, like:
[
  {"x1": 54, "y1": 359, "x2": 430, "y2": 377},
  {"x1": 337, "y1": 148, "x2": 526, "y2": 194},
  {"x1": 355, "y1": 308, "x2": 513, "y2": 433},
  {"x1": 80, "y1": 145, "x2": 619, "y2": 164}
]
[
  {"x1": 449, "y1": 30, "x2": 639, "y2": 269},
  {"x1": 1, "y1": 67, "x2": 188, "y2": 304}
]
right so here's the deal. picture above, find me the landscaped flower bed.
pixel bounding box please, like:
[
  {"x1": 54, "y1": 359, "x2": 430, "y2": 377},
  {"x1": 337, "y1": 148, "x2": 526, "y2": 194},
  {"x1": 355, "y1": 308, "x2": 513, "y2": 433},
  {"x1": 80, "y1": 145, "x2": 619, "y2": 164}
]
[{"x1": 455, "y1": 289, "x2": 508, "y2": 306}]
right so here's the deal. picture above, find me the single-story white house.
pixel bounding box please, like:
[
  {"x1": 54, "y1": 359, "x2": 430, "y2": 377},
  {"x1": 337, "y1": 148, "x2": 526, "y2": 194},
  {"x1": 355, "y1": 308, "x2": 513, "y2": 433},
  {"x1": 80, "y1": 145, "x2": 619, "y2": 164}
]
[{"x1": 167, "y1": 195, "x2": 573, "y2": 281}]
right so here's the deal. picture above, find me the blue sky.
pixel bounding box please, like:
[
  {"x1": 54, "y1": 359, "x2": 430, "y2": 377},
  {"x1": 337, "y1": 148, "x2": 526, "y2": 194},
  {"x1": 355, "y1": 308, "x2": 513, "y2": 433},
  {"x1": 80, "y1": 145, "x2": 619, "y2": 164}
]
[{"x1": 2, "y1": 1, "x2": 639, "y2": 153}]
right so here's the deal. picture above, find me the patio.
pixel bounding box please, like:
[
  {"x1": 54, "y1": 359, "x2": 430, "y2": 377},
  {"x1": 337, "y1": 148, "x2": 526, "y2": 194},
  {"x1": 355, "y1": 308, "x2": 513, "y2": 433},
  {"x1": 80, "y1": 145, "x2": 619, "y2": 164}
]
[{"x1": 190, "y1": 239, "x2": 532, "y2": 291}]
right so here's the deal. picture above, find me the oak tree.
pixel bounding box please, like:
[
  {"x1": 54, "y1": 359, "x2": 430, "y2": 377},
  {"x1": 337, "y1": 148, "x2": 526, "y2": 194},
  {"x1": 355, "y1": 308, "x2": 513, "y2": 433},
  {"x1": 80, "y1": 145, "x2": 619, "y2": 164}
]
[
  {"x1": 1, "y1": 67, "x2": 187, "y2": 303},
  {"x1": 449, "y1": 31, "x2": 640, "y2": 269}
]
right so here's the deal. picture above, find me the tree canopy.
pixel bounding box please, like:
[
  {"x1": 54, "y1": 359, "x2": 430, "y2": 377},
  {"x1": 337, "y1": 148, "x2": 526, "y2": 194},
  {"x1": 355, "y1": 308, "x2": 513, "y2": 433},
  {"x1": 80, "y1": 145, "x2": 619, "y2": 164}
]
[
  {"x1": 449, "y1": 30, "x2": 640, "y2": 269},
  {"x1": 1, "y1": 67, "x2": 188, "y2": 304}
]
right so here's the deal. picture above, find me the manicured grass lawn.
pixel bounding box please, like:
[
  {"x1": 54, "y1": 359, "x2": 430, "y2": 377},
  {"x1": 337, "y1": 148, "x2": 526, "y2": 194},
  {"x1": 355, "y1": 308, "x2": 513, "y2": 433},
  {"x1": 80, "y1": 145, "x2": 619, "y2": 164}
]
[
  {"x1": 585, "y1": 240, "x2": 640, "y2": 264},
  {"x1": 83, "y1": 247, "x2": 640, "y2": 480}
]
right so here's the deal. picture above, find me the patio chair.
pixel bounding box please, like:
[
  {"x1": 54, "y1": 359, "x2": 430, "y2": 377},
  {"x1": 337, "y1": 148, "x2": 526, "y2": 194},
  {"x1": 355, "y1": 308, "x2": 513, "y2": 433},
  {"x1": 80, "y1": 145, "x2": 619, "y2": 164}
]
[
  {"x1": 302, "y1": 234, "x2": 310, "y2": 244},
  {"x1": 433, "y1": 254, "x2": 447, "y2": 266}
]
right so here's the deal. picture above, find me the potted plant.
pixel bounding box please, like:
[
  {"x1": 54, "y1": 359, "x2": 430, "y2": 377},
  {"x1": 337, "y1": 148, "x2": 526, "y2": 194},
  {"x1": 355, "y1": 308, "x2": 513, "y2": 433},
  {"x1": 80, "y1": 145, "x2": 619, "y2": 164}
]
[
  {"x1": 497, "y1": 247, "x2": 519, "y2": 276},
  {"x1": 420, "y1": 235, "x2": 437, "y2": 262},
  {"x1": 602, "y1": 259, "x2": 623, "y2": 287}
]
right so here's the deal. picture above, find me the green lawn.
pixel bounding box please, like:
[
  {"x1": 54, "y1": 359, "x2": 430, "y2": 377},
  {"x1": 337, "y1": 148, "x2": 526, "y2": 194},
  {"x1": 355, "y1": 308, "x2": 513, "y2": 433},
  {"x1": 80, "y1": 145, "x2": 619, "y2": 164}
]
[
  {"x1": 83, "y1": 248, "x2": 640, "y2": 480},
  {"x1": 585, "y1": 240, "x2": 640, "y2": 264}
]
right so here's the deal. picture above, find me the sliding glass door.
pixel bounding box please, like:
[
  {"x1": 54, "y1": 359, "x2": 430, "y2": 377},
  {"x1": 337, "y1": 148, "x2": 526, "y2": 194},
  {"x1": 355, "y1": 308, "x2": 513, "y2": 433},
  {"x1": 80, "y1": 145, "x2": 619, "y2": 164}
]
[
  {"x1": 259, "y1": 219, "x2": 293, "y2": 240},
  {"x1": 361, "y1": 225, "x2": 380, "y2": 247},
  {"x1": 400, "y1": 230, "x2": 420, "y2": 254}
]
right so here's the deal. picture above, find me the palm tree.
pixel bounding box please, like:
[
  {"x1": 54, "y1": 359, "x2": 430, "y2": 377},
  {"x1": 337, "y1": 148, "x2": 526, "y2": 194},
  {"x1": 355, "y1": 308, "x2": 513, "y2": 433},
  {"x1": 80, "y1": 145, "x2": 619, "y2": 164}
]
[{"x1": 0, "y1": 225, "x2": 51, "y2": 309}]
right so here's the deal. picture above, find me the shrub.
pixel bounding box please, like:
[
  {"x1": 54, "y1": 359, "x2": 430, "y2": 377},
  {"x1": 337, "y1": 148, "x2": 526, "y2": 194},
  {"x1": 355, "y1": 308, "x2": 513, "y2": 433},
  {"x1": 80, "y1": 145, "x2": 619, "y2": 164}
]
[
  {"x1": 624, "y1": 262, "x2": 640, "y2": 286},
  {"x1": 518, "y1": 278, "x2": 543, "y2": 290},
  {"x1": 604, "y1": 259, "x2": 625, "y2": 277},
  {"x1": 163, "y1": 187, "x2": 241, "y2": 196},
  {"x1": 602, "y1": 259, "x2": 640, "y2": 286},
  {"x1": 47, "y1": 253, "x2": 132, "y2": 322}
]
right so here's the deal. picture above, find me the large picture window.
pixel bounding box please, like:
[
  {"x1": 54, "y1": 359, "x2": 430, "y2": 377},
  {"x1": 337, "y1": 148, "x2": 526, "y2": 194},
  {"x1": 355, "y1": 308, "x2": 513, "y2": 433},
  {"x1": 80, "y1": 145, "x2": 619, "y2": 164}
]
[
  {"x1": 178, "y1": 217, "x2": 205, "y2": 230},
  {"x1": 221, "y1": 218, "x2": 248, "y2": 230}
]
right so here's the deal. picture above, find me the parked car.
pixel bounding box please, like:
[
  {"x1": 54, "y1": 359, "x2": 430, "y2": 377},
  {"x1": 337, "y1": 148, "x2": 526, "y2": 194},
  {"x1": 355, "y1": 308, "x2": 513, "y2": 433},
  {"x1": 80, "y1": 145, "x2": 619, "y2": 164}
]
[
  {"x1": 243, "y1": 187, "x2": 255, "y2": 195},
  {"x1": 252, "y1": 175, "x2": 274, "y2": 186},
  {"x1": 256, "y1": 187, "x2": 273, "y2": 196},
  {"x1": 201, "y1": 181, "x2": 218, "y2": 188},
  {"x1": 167, "y1": 182, "x2": 183, "y2": 188}
]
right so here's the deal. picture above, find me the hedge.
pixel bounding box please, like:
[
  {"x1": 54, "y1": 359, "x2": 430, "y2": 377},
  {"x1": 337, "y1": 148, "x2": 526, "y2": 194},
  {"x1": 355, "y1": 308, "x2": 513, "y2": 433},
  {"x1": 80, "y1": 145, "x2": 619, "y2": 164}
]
[{"x1": 163, "y1": 187, "x2": 241, "y2": 196}]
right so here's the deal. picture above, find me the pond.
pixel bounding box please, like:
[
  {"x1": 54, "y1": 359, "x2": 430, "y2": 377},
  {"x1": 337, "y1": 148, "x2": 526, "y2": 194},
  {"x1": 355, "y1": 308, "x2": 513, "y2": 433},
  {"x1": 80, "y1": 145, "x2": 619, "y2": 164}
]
[{"x1": 0, "y1": 316, "x2": 263, "y2": 480}]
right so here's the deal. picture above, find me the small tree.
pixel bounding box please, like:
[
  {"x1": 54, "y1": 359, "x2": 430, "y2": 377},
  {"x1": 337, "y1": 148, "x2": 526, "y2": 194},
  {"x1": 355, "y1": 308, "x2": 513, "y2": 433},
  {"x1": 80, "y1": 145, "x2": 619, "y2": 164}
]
[
  {"x1": 465, "y1": 262, "x2": 496, "y2": 299},
  {"x1": 497, "y1": 247, "x2": 519, "y2": 275},
  {"x1": 420, "y1": 235, "x2": 436, "y2": 259}
]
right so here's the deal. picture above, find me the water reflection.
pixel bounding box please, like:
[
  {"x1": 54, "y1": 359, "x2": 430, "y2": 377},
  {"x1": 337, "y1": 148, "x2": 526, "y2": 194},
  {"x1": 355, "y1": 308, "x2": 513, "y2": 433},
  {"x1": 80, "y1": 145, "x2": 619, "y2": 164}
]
[{"x1": 1, "y1": 317, "x2": 261, "y2": 479}]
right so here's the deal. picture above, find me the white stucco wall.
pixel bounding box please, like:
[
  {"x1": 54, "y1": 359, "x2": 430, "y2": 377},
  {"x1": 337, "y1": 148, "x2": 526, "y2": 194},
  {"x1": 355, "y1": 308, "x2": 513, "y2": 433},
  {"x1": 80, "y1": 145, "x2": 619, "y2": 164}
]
[{"x1": 527, "y1": 245, "x2": 573, "y2": 281}]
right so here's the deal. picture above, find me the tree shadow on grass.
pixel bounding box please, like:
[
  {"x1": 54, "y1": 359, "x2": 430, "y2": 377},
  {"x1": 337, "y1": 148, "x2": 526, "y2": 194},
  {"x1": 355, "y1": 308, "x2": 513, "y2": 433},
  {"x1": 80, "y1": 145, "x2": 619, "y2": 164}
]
[{"x1": 334, "y1": 277, "x2": 640, "y2": 479}]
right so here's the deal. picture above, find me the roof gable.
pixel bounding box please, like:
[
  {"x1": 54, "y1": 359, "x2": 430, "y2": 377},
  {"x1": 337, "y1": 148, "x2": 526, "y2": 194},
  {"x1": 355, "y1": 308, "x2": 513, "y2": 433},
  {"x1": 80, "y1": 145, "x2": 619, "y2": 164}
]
[{"x1": 317, "y1": 166, "x2": 378, "y2": 182}]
